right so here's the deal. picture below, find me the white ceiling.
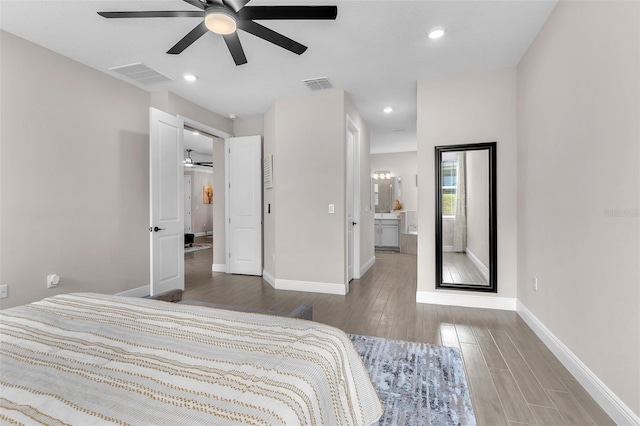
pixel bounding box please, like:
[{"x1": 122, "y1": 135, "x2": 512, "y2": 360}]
[{"x1": 0, "y1": 0, "x2": 557, "y2": 154}]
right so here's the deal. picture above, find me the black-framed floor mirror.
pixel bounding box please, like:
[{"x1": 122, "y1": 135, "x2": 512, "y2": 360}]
[{"x1": 435, "y1": 142, "x2": 497, "y2": 292}]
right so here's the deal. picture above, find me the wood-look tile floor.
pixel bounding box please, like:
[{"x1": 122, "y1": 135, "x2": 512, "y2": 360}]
[
  {"x1": 443, "y1": 252, "x2": 489, "y2": 286},
  {"x1": 184, "y1": 242, "x2": 614, "y2": 426}
]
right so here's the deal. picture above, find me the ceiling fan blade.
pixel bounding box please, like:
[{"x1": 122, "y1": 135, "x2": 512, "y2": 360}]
[
  {"x1": 182, "y1": 0, "x2": 206, "y2": 10},
  {"x1": 223, "y1": 33, "x2": 248, "y2": 65},
  {"x1": 167, "y1": 22, "x2": 209, "y2": 55},
  {"x1": 204, "y1": 0, "x2": 225, "y2": 6},
  {"x1": 223, "y1": 0, "x2": 251, "y2": 13},
  {"x1": 98, "y1": 11, "x2": 204, "y2": 18},
  {"x1": 238, "y1": 20, "x2": 307, "y2": 55},
  {"x1": 239, "y1": 6, "x2": 337, "y2": 21}
]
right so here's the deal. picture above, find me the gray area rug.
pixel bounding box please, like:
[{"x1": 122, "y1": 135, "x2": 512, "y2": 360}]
[
  {"x1": 184, "y1": 243, "x2": 212, "y2": 253},
  {"x1": 350, "y1": 334, "x2": 476, "y2": 426}
]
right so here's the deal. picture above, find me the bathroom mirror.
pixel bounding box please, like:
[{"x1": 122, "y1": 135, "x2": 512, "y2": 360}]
[
  {"x1": 435, "y1": 142, "x2": 497, "y2": 292},
  {"x1": 374, "y1": 176, "x2": 402, "y2": 213}
]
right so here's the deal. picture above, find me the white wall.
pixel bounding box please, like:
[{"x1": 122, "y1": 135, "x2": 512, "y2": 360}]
[
  {"x1": 370, "y1": 151, "x2": 418, "y2": 212},
  {"x1": 517, "y1": 0, "x2": 639, "y2": 418},
  {"x1": 0, "y1": 31, "x2": 151, "y2": 308},
  {"x1": 417, "y1": 68, "x2": 518, "y2": 303}
]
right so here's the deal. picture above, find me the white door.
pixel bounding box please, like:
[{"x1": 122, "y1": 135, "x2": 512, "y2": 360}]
[
  {"x1": 346, "y1": 130, "x2": 355, "y2": 282},
  {"x1": 228, "y1": 136, "x2": 262, "y2": 275},
  {"x1": 184, "y1": 175, "x2": 192, "y2": 233},
  {"x1": 150, "y1": 108, "x2": 184, "y2": 296}
]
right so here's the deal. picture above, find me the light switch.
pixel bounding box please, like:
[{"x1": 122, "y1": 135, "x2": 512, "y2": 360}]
[{"x1": 328, "y1": 204, "x2": 335, "y2": 214}]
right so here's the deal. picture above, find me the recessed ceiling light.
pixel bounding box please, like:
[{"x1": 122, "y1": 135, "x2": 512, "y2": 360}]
[
  {"x1": 428, "y1": 28, "x2": 446, "y2": 39},
  {"x1": 228, "y1": 114, "x2": 237, "y2": 119},
  {"x1": 383, "y1": 107, "x2": 393, "y2": 114},
  {"x1": 183, "y1": 74, "x2": 197, "y2": 82}
]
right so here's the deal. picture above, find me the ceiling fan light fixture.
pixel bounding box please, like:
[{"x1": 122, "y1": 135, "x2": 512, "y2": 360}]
[
  {"x1": 205, "y1": 8, "x2": 237, "y2": 35},
  {"x1": 428, "y1": 28, "x2": 446, "y2": 39}
]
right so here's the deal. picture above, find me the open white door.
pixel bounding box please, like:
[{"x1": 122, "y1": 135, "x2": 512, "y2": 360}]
[
  {"x1": 347, "y1": 129, "x2": 355, "y2": 282},
  {"x1": 228, "y1": 136, "x2": 262, "y2": 276},
  {"x1": 150, "y1": 108, "x2": 184, "y2": 296}
]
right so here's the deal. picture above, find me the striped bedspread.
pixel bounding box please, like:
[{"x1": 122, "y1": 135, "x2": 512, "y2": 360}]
[{"x1": 0, "y1": 293, "x2": 383, "y2": 425}]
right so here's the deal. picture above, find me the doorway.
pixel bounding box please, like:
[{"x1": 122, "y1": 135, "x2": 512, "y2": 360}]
[{"x1": 183, "y1": 127, "x2": 223, "y2": 286}]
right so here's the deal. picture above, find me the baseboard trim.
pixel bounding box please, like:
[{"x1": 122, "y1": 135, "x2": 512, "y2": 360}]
[
  {"x1": 443, "y1": 245, "x2": 454, "y2": 252},
  {"x1": 262, "y1": 270, "x2": 276, "y2": 288},
  {"x1": 274, "y1": 278, "x2": 347, "y2": 295},
  {"x1": 212, "y1": 264, "x2": 226, "y2": 273},
  {"x1": 115, "y1": 285, "x2": 149, "y2": 298},
  {"x1": 516, "y1": 301, "x2": 640, "y2": 426},
  {"x1": 466, "y1": 249, "x2": 489, "y2": 281},
  {"x1": 360, "y1": 256, "x2": 376, "y2": 277},
  {"x1": 416, "y1": 291, "x2": 516, "y2": 311}
]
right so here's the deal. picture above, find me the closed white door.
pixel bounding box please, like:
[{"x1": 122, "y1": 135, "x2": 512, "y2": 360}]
[
  {"x1": 184, "y1": 175, "x2": 192, "y2": 233},
  {"x1": 149, "y1": 108, "x2": 184, "y2": 295},
  {"x1": 228, "y1": 136, "x2": 262, "y2": 275}
]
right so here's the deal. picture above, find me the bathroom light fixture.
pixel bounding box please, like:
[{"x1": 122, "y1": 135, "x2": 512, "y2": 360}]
[
  {"x1": 383, "y1": 107, "x2": 393, "y2": 114},
  {"x1": 373, "y1": 171, "x2": 391, "y2": 180},
  {"x1": 428, "y1": 28, "x2": 446, "y2": 39},
  {"x1": 204, "y1": 7, "x2": 237, "y2": 35},
  {"x1": 184, "y1": 149, "x2": 195, "y2": 167}
]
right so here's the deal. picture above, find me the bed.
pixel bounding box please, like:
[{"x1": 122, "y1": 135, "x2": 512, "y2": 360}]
[{"x1": 0, "y1": 293, "x2": 383, "y2": 425}]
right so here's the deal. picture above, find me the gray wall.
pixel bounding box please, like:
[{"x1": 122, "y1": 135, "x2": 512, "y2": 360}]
[
  {"x1": 184, "y1": 169, "x2": 214, "y2": 234},
  {"x1": 517, "y1": 0, "x2": 639, "y2": 415},
  {"x1": 370, "y1": 151, "x2": 418, "y2": 212},
  {"x1": 1, "y1": 31, "x2": 151, "y2": 308},
  {"x1": 263, "y1": 90, "x2": 372, "y2": 289},
  {"x1": 466, "y1": 150, "x2": 489, "y2": 268}
]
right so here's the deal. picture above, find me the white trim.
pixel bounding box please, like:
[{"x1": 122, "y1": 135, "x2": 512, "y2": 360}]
[
  {"x1": 416, "y1": 291, "x2": 516, "y2": 311},
  {"x1": 466, "y1": 248, "x2": 489, "y2": 281},
  {"x1": 262, "y1": 270, "x2": 276, "y2": 288},
  {"x1": 443, "y1": 245, "x2": 454, "y2": 252},
  {"x1": 346, "y1": 115, "x2": 361, "y2": 283},
  {"x1": 360, "y1": 255, "x2": 376, "y2": 277},
  {"x1": 516, "y1": 301, "x2": 640, "y2": 426},
  {"x1": 211, "y1": 264, "x2": 226, "y2": 272},
  {"x1": 274, "y1": 278, "x2": 347, "y2": 295},
  {"x1": 224, "y1": 138, "x2": 230, "y2": 274},
  {"x1": 194, "y1": 231, "x2": 209, "y2": 237},
  {"x1": 115, "y1": 285, "x2": 149, "y2": 298}
]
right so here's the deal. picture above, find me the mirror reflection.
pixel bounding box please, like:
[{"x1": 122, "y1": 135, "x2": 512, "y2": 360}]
[
  {"x1": 374, "y1": 175, "x2": 402, "y2": 213},
  {"x1": 436, "y1": 142, "x2": 496, "y2": 292}
]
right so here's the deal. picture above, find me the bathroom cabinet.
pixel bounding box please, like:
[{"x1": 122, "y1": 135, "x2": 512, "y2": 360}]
[{"x1": 375, "y1": 219, "x2": 400, "y2": 249}]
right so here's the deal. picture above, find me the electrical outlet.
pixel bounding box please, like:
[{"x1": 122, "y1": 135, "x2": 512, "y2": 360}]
[
  {"x1": 533, "y1": 277, "x2": 538, "y2": 291},
  {"x1": 0, "y1": 284, "x2": 8, "y2": 299},
  {"x1": 328, "y1": 204, "x2": 335, "y2": 214}
]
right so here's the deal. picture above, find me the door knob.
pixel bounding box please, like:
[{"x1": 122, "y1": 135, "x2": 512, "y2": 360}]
[
  {"x1": 149, "y1": 226, "x2": 165, "y2": 232},
  {"x1": 352, "y1": 222, "x2": 358, "y2": 226}
]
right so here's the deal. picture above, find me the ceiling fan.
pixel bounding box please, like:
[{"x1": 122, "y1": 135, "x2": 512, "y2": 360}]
[
  {"x1": 98, "y1": 0, "x2": 338, "y2": 66},
  {"x1": 184, "y1": 149, "x2": 214, "y2": 168}
]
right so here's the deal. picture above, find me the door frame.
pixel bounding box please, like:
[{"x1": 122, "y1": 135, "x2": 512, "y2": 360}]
[
  {"x1": 346, "y1": 115, "x2": 362, "y2": 283},
  {"x1": 178, "y1": 116, "x2": 233, "y2": 270}
]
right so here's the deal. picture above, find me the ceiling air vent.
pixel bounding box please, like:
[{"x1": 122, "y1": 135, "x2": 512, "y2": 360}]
[
  {"x1": 302, "y1": 77, "x2": 333, "y2": 91},
  {"x1": 109, "y1": 62, "x2": 173, "y2": 85}
]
